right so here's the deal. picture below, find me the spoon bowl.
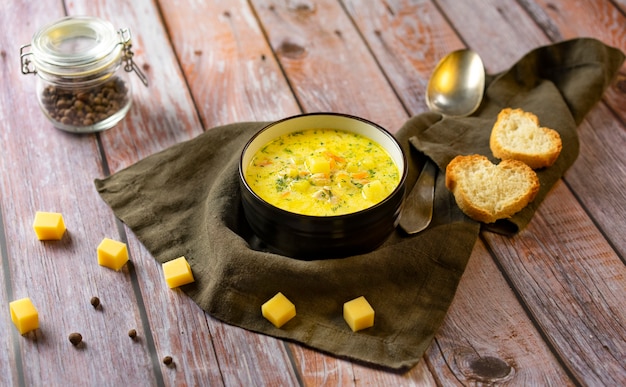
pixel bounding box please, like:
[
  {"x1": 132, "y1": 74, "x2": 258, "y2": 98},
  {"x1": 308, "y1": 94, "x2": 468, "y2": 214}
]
[{"x1": 426, "y1": 49, "x2": 485, "y2": 117}]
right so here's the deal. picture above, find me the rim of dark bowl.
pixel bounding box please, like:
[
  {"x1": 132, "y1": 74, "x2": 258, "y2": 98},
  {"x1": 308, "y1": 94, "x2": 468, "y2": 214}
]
[{"x1": 238, "y1": 112, "x2": 408, "y2": 221}]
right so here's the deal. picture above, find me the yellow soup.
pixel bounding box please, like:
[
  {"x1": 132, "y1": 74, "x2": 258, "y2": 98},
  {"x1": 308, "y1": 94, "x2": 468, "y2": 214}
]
[{"x1": 245, "y1": 129, "x2": 400, "y2": 216}]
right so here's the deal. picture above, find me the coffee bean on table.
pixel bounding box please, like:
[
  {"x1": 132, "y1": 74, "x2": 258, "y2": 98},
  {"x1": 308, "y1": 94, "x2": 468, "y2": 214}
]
[
  {"x1": 90, "y1": 296, "x2": 101, "y2": 309},
  {"x1": 68, "y1": 332, "x2": 83, "y2": 346},
  {"x1": 40, "y1": 76, "x2": 129, "y2": 129}
]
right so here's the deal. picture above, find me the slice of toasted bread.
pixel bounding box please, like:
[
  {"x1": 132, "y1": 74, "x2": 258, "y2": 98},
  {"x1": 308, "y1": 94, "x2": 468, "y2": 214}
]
[
  {"x1": 490, "y1": 108, "x2": 562, "y2": 169},
  {"x1": 445, "y1": 154, "x2": 540, "y2": 223}
]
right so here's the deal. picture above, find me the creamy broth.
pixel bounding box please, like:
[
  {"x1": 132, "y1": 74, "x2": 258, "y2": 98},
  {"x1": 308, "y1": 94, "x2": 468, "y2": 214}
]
[{"x1": 245, "y1": 128, "x2": 400, "y2": 216}]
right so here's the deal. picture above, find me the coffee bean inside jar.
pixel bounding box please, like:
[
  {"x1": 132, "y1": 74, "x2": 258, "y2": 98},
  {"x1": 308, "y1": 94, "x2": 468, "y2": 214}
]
[
  {"x1": 40, "y1": 77, "x2": 130, "y2": 129},
  {"x1": 21, "y1": 16, "x2": 147, "y2": 133}
]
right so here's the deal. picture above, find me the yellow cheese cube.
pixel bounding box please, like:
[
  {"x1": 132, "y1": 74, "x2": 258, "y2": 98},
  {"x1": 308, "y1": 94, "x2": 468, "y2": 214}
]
[
  {"x1": 97, "y1": 238, "x2": 129, "y2": 271},
  {"x1": 343, "y1": 296, "x2": 375, "y2": 332},
  {"x1": 10, "y1": 298, "x2": 39, "y2": 334},
  {"x1": 261, "y1": 292, "x2": 296, "y2": 328},
  {"x1": 33, "y1": 211, "x2": 66, "y2": 240},
  {"x1": 162, "y1": 256, "x2": 195, "y2": 288}
]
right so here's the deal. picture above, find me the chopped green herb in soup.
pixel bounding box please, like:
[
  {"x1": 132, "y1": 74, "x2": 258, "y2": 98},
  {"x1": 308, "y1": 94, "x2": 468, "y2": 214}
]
[{"x1": 245, "y1": 129, "x2": 400, "y2": 216}]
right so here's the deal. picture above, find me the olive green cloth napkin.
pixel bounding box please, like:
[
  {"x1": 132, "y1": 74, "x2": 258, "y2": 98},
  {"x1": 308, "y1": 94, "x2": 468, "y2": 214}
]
[{"x1": 95, "y1": 38, "x2": 623, "y2": 370}]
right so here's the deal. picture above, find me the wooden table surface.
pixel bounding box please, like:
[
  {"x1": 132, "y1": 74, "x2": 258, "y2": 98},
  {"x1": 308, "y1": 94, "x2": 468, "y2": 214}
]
[{"x1": 2, "y1": 0, "x2": 625, "y2": 386}]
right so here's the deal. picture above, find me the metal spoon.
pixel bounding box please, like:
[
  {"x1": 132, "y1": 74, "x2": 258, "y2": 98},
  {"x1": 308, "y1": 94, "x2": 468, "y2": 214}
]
[
  {"x1": 426, "y1": 49, "x2": 485, "y2": 117},
  {"x1": 400, "y1": 49, "x2": 485, "y2": 234}
]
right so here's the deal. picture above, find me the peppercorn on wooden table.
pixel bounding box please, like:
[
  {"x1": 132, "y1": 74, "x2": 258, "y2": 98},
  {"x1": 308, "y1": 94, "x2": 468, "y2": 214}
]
[{"x1": 2, "y1": 1, "x2": 625, "y2": 386}]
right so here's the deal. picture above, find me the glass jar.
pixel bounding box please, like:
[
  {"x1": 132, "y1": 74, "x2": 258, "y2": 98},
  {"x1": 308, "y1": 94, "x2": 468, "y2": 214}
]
[{"x1": 20, "y1": 16, "x2": 147, "y2": 133}]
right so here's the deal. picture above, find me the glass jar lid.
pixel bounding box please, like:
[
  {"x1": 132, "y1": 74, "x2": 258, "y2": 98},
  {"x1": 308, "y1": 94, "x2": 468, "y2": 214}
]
[{"x1": 29, "y1": 16, "x2": 122, "y2": 79}]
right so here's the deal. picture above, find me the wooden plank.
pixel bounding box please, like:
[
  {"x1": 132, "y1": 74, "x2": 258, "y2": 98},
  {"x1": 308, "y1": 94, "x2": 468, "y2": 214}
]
[
  {"x1": 344, "y1": 0, "x2": 574, "y2": 384},
  {"x1": 288, "y1": 344, "x2": 438, "y2": 386},
  {"x1": 67, "y1": 0, "x2": 303, "y2": 385},
  {"x1": 0, "y1": 215, "x2": 21, "y2": 385},
  {"x1": 427, "y1": 240, "x2": 573, "y2": 385},
  {"x1": 342, "y1": 0, "x2": 466, "y2": 115},
  {"x1": 525, "y1": 0, "x2": 626, "y2": 60},
  {"x1": 518, "y1": 0, "x2": 626, "y2": 123},
  {"x1": 251, "y1": 0, "x2": 409, "y2": 133},
  {"x1": 435, "y1": 0, "x2": 626, "y2": 383},
  {"x1": 249, "y1": 0, "x2": 433, "y2": 383},
  {"x1": 483, "y1": 181, "x2": 626, "y2": 386},
  {"x1": 60, "y1": 1, "x2": 227, "y2": 385},
  {"x1": 565, "y1": 104, "x2": 626, "y2": 258},
  {"x1": 158, "y1": 0, "x2": 301, "y2": 125},
  {"x1": 516, "y1": 0, "x2": 626, "y2": 258},
  {"x1": 0, "y1": 2, "x2": 159, "y2": 385},
  {"x1": 435, "y1": 0, "x2": 549, "y2": 73}
]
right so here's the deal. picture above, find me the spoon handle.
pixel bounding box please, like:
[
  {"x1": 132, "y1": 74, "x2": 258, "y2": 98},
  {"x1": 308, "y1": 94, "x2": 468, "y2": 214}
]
[{"x1": 399, "y1": 159, "x2": 437, "y2": 234}]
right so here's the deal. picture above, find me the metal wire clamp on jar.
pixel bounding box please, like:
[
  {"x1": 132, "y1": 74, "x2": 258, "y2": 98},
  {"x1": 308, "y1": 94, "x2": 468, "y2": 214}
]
[{"x1": 20, "y1": 16, "x2": 148, "y2": 133}]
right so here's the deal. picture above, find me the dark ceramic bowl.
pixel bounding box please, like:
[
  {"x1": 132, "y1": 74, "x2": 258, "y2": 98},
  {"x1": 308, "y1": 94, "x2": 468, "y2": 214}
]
[{"x1": 239, "y1": 113, "x2": 407, "y2": 259}]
